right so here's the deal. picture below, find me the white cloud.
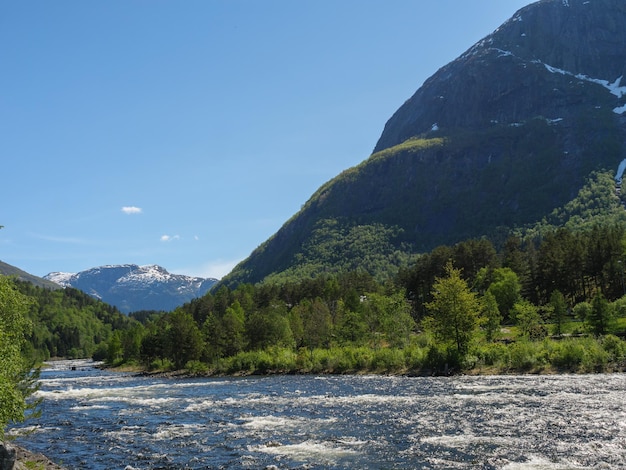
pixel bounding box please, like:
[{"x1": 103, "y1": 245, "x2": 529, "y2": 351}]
[
  {"x1": 160, "y1": 234, "x2": 180, "y2": 242},
  {"x1": 121, "y1": 206, "x2": 142, "y2": 215}
]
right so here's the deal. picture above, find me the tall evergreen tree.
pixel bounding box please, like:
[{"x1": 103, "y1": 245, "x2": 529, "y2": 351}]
[
  {"x1": 549, "y1": 290, "x2": 567, "y2": 337},
  {"x1": 587, "y1": 292, "x2": 613, "y2": 336}
]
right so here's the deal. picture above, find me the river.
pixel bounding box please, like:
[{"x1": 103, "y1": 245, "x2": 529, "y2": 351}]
[{"x1": 11, "y1": 360, "x2": 626, "y2": 469}]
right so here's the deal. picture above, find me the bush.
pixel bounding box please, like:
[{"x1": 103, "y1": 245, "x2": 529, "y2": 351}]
[
  {"x1": 602, "y1": 334, "x2": 626, "y2": 361},
  {"x1": 350, "y1": 347, "x2": 374, "y2": 370},
  {"x1": 548, "y1": 339, "x2": 586, "y2": 370},
  {"x1": 371, "y1": 348, "x2": 405, "y2": 372},
  {"x1": 185, "y1": 360, "x2": 209, "y2": 375},
  {"x1": 474, "y1": 342, "x2": 509, "y2": 367},
  {"x1": 403, "y1": 345, "x2": 427, "y2": 371},
  {"x1": 580, "y1": 341, "x2": 609, "y2": 372},
  {"x1": 425, "y1": 344, "x2": 460, "y2": 373},
  {"x1": 150, "y1": 358, "x2": 174, "y2": 371},
  {"x1": 92, "y1": 343, "x2": 109, "y2": 362},
  {"x1": 508, "y1": 341, "x2": 543, "y2": 371}
]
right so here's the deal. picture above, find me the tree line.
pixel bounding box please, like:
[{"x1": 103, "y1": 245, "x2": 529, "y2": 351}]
[{"x1": 106, "y1": 224, "x2": 626, "y2": 374}]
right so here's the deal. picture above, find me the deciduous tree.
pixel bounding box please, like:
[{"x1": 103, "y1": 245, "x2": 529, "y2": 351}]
[
  {"x1": 425, "y1": 262, "x2": 480, "y2": 355},
  {"x1": 0, "y1": 276, "x2": 38, "y2": 439}
]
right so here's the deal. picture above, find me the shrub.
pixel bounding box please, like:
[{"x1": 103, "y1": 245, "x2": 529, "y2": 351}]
[
  {"x1": 602, "y1": 334, "x2": 626, "y2": 361},
  {"x1": 425, "y1": 344, "x2": 460, "y2": 373},
  {"x1": 403, "y1": 345, "x2": 427, "y2": 371},
  {"x1": 508, "y1": 341, "x2": 543, "y2": 371},
  {"x1": 185, "y1": 360, "x2": 209, "y2": 375},
  {"x1": 371, "y1": 348, "x2": 405, "y2": 372},
  {"x1": 548, "y1": 339, "x2": 586, "y2": 370},
  {"x1": 474, "y1": 342, "x2": 509, "y2": 367}
]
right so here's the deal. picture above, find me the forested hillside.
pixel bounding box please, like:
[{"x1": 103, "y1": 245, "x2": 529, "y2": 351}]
[
  {"x1": 12, "y1": 280, "x2": 136, "y2": 361},
  {"x1": 0, "y1": 261, "x2": 60, "y2": 290},
  {"x1": 218, "y1": 0, "x2": 626, "y2": 288}
]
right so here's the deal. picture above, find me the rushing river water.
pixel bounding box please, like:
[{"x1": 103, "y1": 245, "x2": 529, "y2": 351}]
[{"x1": 11, "y1": 360, "x2": 626, "y2": 469}]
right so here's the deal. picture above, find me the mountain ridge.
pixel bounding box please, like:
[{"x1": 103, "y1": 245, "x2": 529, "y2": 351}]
[
  {"x1": 0, "y1": 260, "x2": 61, "y2": 290},
  {"x1": 218, "y1": 0, "x2": 626, "y2": 288}
]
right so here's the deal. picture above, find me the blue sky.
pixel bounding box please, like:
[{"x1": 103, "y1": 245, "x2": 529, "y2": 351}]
[{"x1": 1, "y1": 0, "x2": 532, "y2": 279}]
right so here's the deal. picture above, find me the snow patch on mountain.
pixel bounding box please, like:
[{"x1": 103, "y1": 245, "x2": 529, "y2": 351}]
[
  {"x1": 45, "y1": 271, "x2": 76, "y2": 286},
  {"x1": 542, "y1": 62, "x2": 626, "y2": 108},
  {"x1": 44, "y1": 264, "x2": 218, "y2": 313}
]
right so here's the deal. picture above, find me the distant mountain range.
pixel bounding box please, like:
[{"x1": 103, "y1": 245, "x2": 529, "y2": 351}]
[
  {"x1": 44, "y1": 264, "x2": 217, "y2": 313},
  {"x1": 218, "y1": 0, "x2": 626, "y2": 288}
]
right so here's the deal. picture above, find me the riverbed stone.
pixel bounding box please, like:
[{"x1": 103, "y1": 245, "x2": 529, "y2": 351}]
[{"x1": 0, "y1": 442, "x2": 16, "y2": 470}]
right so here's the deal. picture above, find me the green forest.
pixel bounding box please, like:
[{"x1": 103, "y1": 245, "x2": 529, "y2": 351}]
[{"x1": 102, "y1": 222, "x2": 626, "y2": 376}]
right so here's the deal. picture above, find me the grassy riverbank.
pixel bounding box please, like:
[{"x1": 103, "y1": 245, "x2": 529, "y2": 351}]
[{"x1": 127, "y1": 334, "x2": 626, "y2": 377}]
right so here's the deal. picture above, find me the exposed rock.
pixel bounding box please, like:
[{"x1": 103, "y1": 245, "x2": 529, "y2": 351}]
[
  {"x1": 13, "y1": 445, "x2": 64, "y2": 470},
  {"x1": 374, "y1": 0, "x2": 626, "y2": 152},
  {"x1": 0, "y1": 442, "x2": 16, "y2": 470}
]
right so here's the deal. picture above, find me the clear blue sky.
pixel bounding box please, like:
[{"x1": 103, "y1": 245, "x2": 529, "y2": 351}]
[{"x1": 1, "y1": 0, "x2": 532, "y2": 279}]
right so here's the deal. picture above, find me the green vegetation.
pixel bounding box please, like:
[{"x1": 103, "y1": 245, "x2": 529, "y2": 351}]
[
  {"x1": 261, "y1": 220, "x2": 417, "y2": 285},
  {"x1": 0, "y1": 276, "x2": 39, "y2": 439},
  {"x1": 102, "y1": 221, "x2": 626, "y2": 376},
  {"x1": 425, "y1": 262, "x2": 480, "y2": 356},
  {"x1": 12, "y1": 280, "x2": 136, "y2": 361},
  {"x1": 368, "y1": 136, "x2": 446, "y2": 162}
]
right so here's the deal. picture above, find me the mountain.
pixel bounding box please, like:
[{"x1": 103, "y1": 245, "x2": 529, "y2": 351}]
[
  {"x1": 219, "y1": 0, "x2": 626, "y2": 288},
  {"x1": 0, "y1": 260, "x2": 62, "y2": 290},
  {"x1": 44, "y1": 264, "x2": 217, "y2": 313}
]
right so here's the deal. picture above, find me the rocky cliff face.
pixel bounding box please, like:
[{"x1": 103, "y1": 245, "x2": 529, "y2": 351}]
[
  {"x1": 374, "y1": 0, "x2": 626, "y2": 153},
  {"x1": 219, "y1": 0, "x2": 626, "y2": 287},
  {"x1": 45, "y1": 265, "x2": 217, "y2": 313}
]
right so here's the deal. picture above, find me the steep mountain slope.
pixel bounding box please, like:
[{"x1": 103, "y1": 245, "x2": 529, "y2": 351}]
[
  {"x1": 220, "y1": 0, "x2": 626, "y2": 288},
  {"x1": 45, "y1": 264, "x2": 217, "y2": 313},
  {"x1": 0, "y1": 260, "x2": 61, "y2": 290}
]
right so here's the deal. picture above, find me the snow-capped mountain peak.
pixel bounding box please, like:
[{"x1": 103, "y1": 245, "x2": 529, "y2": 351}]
[{"x1": 44, "y1": 264, "x2": 217, "y2": 313}]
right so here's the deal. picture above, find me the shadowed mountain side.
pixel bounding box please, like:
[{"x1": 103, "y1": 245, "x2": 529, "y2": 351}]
[{"x1": 219, "y1": 0, "x2": 626, "y2": 288}]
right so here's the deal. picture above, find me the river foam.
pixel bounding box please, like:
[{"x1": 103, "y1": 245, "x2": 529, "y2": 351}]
[{"x1": 14, "y1": 365, "x2": 626, "y2": 469}]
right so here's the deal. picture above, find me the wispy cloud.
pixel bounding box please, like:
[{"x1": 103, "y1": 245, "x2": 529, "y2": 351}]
[
  {"x1": 29, "y1": 233, "x2": 89, "y2": 244},
  {"x1": 121, "y1": 206, "x2": 142, "y2": 215},
  {"x1": 178, "y1": 259, "x2": 241, "y2": 279},
  {"x1": 160, "y1": 234, "x2": 180, "y2": 242}
]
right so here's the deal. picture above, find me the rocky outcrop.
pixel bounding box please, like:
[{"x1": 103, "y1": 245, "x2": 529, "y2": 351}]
[
  {"x1": 1, "y1": 442, "x2": 65, "y2": 470},
  {"x1": 374, "y1": 0, "x2": 626, "y2": 152},
  {"x1": 0, "y1": 442, "x2": 16, "y2": 470}
]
